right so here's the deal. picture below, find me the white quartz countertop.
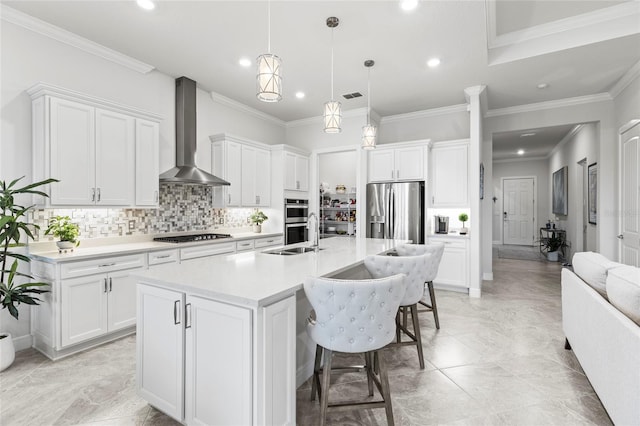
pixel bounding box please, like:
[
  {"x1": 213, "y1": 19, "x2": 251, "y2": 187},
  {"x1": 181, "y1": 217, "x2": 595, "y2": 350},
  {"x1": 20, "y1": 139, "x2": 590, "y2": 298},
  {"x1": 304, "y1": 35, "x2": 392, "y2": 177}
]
[
  {"x1": 132, "y1": 237, "x2": 408, "y2": 308},
  {"x1": 28, "y1": 232, "x2": 283, "y2": 263}
]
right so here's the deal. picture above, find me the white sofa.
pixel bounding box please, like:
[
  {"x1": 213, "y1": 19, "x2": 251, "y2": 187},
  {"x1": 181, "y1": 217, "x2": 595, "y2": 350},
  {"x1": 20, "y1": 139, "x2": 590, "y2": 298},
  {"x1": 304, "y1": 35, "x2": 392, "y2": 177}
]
[{"x1": 561, "y1": 252, "x2": 640, "y2": 425}]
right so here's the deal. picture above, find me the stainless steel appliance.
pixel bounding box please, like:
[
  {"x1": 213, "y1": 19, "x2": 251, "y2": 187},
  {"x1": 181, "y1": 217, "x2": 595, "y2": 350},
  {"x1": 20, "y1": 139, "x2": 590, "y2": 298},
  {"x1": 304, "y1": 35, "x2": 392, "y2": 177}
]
[
  {"x1": 284, "y1": 198, "x2": 309, "y2": 244},
  {"x1": 366, "y1": 181, "x2": 425, "y2": 244},
  {"x1": 153, "y1": 233, "x2": 232, "y2": 243},
  {"x1": 434, "y1": 216, "x2": 449, "y2": 234}
]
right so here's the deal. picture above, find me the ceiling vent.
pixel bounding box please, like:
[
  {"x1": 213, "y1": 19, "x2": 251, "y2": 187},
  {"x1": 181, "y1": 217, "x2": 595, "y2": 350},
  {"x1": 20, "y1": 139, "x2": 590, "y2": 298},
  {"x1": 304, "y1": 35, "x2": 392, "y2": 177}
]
[{"x1": 342, "y1": 92, "x2": 363, "y2": 99}]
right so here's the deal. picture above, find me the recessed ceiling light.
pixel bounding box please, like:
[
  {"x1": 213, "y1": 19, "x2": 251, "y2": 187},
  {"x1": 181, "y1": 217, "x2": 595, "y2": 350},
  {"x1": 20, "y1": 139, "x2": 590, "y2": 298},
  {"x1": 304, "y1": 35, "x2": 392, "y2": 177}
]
[
  {"x1": 520, "y1": 132, "x2": 536, "y2": 137},
  {"x1": 537, "y1": 83, "x2": 549, "y2": 89},
  {"x1": 517, "y1": 149, "x2": 525, "y2": 155},
  {"x1": 136, "y1": 0, "x2": 155, "y2": 11},
  {"x1": 400, "y1": 0, "x2": 418, "y2": 11},
  {"x1": 295, "y1": 91, "x2": 305, "y2": 99},
  {"x1": 239, "y1": 58, "x2": 251, "y2": 67},
  {"x1": 427, "y1": 58, "x2": 441, "y2": 68}
]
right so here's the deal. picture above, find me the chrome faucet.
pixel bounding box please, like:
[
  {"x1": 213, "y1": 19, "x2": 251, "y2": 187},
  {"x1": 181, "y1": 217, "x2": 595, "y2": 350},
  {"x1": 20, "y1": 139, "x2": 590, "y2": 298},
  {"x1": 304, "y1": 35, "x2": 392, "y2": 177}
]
[{"x1": 307, "y1": 212, "x2": 319, "y2": 250}]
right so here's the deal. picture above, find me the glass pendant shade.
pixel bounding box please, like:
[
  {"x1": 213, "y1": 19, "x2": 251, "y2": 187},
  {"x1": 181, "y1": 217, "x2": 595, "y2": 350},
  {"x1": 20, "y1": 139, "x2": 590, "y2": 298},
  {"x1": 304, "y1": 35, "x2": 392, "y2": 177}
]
[
  {"x1": 256, "y1": 53, "x2": 282, "y2": 102},
  {"x1": 324, "y1": 100, "x2": 342, "y2": 133},
  {"x1": 361, "y1": 124, "x2": 377, "y2": 149}
]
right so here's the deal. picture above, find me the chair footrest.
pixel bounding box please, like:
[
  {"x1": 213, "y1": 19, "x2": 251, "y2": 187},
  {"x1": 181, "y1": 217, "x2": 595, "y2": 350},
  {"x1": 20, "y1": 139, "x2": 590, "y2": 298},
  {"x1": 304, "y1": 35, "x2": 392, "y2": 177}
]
[{"x1": 327, "y1": 400, "x2": 386, "y2": 412}]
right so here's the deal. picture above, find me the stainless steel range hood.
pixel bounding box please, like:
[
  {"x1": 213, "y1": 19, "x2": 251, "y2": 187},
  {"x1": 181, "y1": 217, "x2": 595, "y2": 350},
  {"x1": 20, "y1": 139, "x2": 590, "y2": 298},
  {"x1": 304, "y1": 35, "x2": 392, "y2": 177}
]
[{"x1": 159, "y1": 77, "x2": 230, "y2": 186}]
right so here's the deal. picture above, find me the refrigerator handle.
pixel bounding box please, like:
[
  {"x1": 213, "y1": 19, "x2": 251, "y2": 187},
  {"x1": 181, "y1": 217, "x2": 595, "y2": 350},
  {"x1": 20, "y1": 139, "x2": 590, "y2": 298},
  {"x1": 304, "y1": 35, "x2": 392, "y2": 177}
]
[{"x1": 389, "y1": 186, "x2": 395, "y2": 239}]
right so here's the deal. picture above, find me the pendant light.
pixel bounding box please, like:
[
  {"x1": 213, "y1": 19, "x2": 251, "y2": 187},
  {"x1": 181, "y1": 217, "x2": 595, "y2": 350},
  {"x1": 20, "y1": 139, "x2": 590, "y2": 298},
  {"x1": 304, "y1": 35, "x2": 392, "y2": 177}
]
[
  {"x1": 362, "y1": 60, "x2": 377, "y2": 150},
  {"x1": 256, "y1": 0, "x2": 282, "y2": 102},
  {"x1": 324, "y1": 17, "x2": 342, "y2": 133}
]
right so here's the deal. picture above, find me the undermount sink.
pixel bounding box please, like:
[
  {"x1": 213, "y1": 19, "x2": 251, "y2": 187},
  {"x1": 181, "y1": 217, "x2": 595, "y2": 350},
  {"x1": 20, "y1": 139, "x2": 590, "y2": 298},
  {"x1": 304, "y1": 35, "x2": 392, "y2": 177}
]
[{"x1": 264, "y1": 246, "x2": 323, "y2": 255}]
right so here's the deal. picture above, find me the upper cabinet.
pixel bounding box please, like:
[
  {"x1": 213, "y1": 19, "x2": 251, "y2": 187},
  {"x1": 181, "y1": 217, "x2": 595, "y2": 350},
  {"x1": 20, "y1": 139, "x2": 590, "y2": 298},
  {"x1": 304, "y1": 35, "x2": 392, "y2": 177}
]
[
  {"x1": 430, "y1": 140, "x2": 469, "y2": 207},
  {"x1": 284, "y1": 152, "x2": 309, "y2": 191},
  {"x1": 210, "y1": 134, "x2": 271, "y2": 208},
  {"x1": 29, "y1": 83, "x2": 162, "y2": 208},
  {"x1": 368, "y1": 145, "x2": 425, "y2": 182}
]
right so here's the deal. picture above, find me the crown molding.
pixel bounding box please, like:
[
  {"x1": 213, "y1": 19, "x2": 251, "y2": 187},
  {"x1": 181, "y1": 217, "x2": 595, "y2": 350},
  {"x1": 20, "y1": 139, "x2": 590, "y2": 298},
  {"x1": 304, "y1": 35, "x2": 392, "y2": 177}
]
[
  {"x1": 485, "y1": 93, "x2": 612, "y2": 118},
  {"x1": 380, "y1": 104, "x2": 468, "y2": 125},
  {"x1": 486, "y1": 1, "x2": 640, "y2": 65},
  {"x1": 1, "y1": 5, "x2": 155, "y2": 74},
  {"x1": 209, "y1": 91, "x2": 286, "y2": 127},
  {"x1": 548, "y1": 124, "x2": 584, "y2": 159},
  {"x1": 610, "y1": 59, "x2": 640, "y2": 99}
]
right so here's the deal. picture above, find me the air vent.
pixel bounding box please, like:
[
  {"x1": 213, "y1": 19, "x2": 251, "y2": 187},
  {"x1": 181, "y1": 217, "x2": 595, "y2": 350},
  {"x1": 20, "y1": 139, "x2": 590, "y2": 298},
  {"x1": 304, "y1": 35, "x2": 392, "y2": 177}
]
[{"x1": 342, "y1": 92, "x2": 363, "y2": 99}]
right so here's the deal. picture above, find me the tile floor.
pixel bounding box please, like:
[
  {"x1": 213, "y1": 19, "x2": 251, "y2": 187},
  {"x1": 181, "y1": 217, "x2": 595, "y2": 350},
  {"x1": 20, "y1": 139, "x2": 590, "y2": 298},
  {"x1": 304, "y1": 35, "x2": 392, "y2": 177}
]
[{"x1": 0, "y1": 257, "x2": 611, "y2": 425}]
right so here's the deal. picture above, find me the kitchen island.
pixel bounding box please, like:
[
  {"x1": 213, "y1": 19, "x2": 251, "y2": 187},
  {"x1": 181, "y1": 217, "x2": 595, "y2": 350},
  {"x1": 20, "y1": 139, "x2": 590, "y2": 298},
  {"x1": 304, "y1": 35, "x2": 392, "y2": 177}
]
[{"x1": 132, "y1": 237, "x2": 406, "y2": 426}]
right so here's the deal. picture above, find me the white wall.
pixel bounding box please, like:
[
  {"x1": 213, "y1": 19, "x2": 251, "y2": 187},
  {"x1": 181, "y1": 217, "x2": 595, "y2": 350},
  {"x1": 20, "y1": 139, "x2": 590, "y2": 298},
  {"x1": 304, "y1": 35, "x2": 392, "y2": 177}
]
[
  {"x1": 285, "y1": 110, "x2": 371, "y2": 152},
  {"x1": 614, "y1": 73, "x2": 640, "y2": 130},
  {"x1": 492, "y1": 159, "x2": 549, "y2": 244},
  {"x1": 318, "y1": 151, "x2": 357, "y2": 192},
  {"x1": 379, "y1": 109, "x2": 470, "y2": 143}
]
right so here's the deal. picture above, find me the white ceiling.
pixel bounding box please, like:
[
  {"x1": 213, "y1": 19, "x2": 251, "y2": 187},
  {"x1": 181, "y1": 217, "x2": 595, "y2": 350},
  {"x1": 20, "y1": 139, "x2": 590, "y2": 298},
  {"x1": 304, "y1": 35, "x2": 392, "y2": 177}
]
[
  {"x1": 492, "y1": 124, "x2": 579, "y2": 161},
  {"x1": 3, "y1": 0, "x2": 640, "y2": 159}
]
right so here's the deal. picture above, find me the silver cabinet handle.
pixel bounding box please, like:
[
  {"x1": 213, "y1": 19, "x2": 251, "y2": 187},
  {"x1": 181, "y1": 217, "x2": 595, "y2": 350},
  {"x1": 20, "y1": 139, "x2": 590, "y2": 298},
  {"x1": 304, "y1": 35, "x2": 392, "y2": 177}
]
[
  {"x1": 396, "y1": 170, "x2": 400, "y2": 179},
  {"x1": 104, "y1": 278, "x2": 108, "y2": 293},
  {"x1": 109, "y1": 277, "x2": 112, "y2": 292},
  {"x1": 154, "y1": 190, "x2": 159, "y2": 203},
  {"x1": 173, "y1": 300, "x2": 181, "y2": 325},
  {"x1": 97, "y1": 188, "x2": 101, "y2": 202},
  {"x1": 98, "y1": 263, "x2": 116, "y2": 267},
  {"x1": 228, "y1": 193, "x2": 231, "y2": 204},
  {"x1": 296, "y1": 180, "x2": 300, "y2": 189},
  {"x1": 91, "y1": 188, "x2": 96, "y2": 202},
  {"x1": 155, "y1": 254, "x2": 171, "y2": 259},
  {"x1": 267, "y1": 239, "x2": 274, "y2": 243},
  {"x1": 185, "y1": 303, "x2": 192, "y2": 329}
]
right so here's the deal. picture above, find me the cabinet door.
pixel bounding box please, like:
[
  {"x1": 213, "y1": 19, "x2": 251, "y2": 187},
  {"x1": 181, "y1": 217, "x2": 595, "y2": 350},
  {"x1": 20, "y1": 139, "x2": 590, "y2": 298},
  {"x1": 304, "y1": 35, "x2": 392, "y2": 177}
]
[
  {"x1": 433, "y1": 245, "x2": 468, "y2": 289},
  {"x1": 95, "y1": 108, "x2": 135, "y2": 205},
  {"x1": 107, "y1": 268, "x2": 141, "y2": 331},
  {"x1": 49, "y1": 98, "x2": 95, "y2": 205},
  {"x1": 255, "y1": 147, "x2": 271, "y2": 206},
  {"x1": 395, "y1": 146, "x2": 424, "y2": 180},
  {"x1": 241, "y1": 145, "x2": 258, "y2": 206},
  {"x1": 295, "y1": 154, "x2": 309, "y2": 191},
  {"x1": 431, "y1": 143, "x2": 469, "y2": 207},
  {"x1": 368, "y1": 149, "x2": 395, "y2": 182},
  {"x1": 137, "y1": 284, "x2": 185, "y2": 422},
  {"x1": 185, "y1": 296, "x2": 252, "y2": 426},
  {"x1": 284, "y1": 152, "x2": 297, "y2": 190},
  {"x1": 60, "y1": 275, "x2": 108, "y2": 347},
  {"x1": 226, "y1": 142, "x2": 242, "y2": 207},
  {"x1": 135, "y1": 119, "x2": 160, "y2": 206}
]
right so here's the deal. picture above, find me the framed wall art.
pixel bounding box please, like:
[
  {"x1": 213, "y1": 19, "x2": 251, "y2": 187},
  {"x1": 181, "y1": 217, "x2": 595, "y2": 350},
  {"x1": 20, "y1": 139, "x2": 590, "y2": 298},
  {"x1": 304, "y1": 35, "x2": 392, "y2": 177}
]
[
  {"x1": 552, "y1": 166, "x2": 568, "y2": 216},
  {"x1": 588, "y1": 162, "x2": 597, "y2": 224}
]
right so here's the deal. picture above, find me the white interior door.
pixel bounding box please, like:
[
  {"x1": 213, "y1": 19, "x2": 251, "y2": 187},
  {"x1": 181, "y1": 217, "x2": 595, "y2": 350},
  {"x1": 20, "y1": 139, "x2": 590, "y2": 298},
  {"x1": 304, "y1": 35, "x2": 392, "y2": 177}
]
[
  {"x1": 503, "y1": 178, "x2": 535, "y2": 245},
  {"x1": 621, "y1": 122, "x2": 640, "y2": 266}
]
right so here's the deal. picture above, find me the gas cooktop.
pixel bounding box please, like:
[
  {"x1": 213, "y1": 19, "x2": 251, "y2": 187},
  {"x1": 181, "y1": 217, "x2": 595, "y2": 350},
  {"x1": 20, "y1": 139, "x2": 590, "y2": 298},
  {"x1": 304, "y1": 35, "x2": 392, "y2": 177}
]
[{"x1": 153, "y1": 233, "x2": 232, "y2": 244}]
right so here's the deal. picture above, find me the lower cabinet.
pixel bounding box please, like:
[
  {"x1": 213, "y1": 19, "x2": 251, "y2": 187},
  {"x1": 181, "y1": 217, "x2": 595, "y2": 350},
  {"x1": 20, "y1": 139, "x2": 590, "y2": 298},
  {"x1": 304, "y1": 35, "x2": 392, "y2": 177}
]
[
  {"x1": 136, "y1": 282, "x2": 295, "y2": 425},
  {"x1": 429, "y1": 237, "x2": 469, "y2": 291}
]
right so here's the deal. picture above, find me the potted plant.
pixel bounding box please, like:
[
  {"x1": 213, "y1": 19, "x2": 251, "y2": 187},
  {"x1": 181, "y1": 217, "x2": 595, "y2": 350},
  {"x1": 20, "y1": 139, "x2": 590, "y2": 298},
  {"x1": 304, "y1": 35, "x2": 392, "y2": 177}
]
[
  {"x1": 1, "y1": 176, "x2": 57, "y2": 371},
  {"x1": 458, "y1": 213, "x2": 469, "y2": 235},
  {"x1": 542, "y1": 235, "x2": 566, "y2": 262},
  {"x1": 250, "y1": 210, "x2": 268, "y2": 233},
  {"x1": 45, "y1": 215, "x2": 80, "y2": 252}
]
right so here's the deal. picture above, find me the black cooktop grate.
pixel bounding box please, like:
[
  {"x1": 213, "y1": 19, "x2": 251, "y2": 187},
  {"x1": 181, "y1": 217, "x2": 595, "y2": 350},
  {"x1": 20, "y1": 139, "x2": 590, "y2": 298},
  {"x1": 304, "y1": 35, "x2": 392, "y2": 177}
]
[{"x1": 153, "y1": 233, "x2": 232, "y2": 243}]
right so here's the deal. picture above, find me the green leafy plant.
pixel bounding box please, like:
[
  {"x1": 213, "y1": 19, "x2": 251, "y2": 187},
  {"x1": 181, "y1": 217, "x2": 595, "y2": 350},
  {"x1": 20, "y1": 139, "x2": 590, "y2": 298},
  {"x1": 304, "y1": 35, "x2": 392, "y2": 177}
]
[
  {"x1": 250, "y1": 210, "x2": 268, "y2": 225},
  {"x1": 458, "y1": 213, "x2": 469, "y2": 227},
  {"x1": 1, "y1": 176, "x2": 58, "y2": 320},
  {"x1": 541, "y1": 235, "x2": 566, "y2": 252},
  {"x1": 45, "y1": 215, "x2": 80, "y2": 245}
]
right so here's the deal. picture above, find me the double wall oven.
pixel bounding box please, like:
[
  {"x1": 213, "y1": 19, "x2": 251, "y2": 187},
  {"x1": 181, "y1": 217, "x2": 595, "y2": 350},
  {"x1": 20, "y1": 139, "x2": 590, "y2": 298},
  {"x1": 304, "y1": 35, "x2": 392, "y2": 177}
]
[{"x1": 284, "y1": 198, "x2": 308, "y2": 245}]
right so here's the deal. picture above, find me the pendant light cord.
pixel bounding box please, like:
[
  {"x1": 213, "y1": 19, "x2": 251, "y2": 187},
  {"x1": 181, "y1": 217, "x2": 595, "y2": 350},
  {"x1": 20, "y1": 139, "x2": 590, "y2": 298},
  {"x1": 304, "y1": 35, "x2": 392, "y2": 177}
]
[
  {"x1": 330, "y1": 27, "x2": 334, "y2": 101},
  {"x1": 367, "y1": 67, "x2": 371, "y2": 124},
  {"x1": 267, "y1": 0, "x2": 271, "y2": 53}
]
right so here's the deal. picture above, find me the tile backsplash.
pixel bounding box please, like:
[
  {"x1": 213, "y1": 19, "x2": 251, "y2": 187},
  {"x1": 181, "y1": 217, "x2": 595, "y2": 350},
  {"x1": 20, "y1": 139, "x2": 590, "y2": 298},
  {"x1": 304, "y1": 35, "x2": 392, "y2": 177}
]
[{"x1": 29, "y1": 184, "x2": 254, "y2": 241}]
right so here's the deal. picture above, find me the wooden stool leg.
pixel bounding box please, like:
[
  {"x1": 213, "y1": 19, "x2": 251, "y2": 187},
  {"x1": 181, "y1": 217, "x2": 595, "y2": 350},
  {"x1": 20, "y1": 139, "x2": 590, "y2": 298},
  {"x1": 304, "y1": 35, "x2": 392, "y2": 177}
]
[
  {"x1": 376, "y1": 350, "x2": 395, "y2": 426},
  {"x1": 311, "y1": 345, "x2": 323, "y2": 401},
  {"x1": 428, "y1": 281, "x2": 440, "y2": 329},
  {"x1": 320, "y1": 349, "x2": 333, "y2": 426},
  {"x1": 410, "y1": 304, "x2": 425, "y2": 369},
  {"x1": 395, "y1": 311, "x2": 401, "y2": 343},
  {"x1": 365, "y1": 352, "x2": 374, "y2": 396}
]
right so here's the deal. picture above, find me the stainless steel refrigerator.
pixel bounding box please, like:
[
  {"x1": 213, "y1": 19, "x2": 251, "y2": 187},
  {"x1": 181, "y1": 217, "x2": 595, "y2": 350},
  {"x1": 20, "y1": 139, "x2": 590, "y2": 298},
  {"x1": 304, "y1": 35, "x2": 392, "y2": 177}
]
[{"x1": 366, "y1": 181, "x2": 425, "y2": 244}]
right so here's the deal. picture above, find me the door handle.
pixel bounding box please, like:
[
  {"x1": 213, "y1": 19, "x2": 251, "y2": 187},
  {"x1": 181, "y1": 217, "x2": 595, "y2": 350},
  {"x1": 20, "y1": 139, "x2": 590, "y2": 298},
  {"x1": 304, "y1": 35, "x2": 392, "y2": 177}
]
[
  {"x1": 154, "y1": 190, "x2": 159, "y2": 203},
  {"x1": 228, "y1": 193, "x2": 231, "y2": 204},
  {"x1": 91, "y1": 188, "x2": 96, "y2": 202},
  {"x1": 185, "y1": 303, "x2": 192, "y2": 329},
  {"x1": 97, "y1": 188, "x2": 101, "y2": 202},
  {"x1": 617, "y1": 234, "x2": 624, "y2": 239},
  {"x1": 173, "y1": 300, "x2": 181, "y2": 325},
  {"x1": 503, "y1": 212, "x2": 507, "y2": 220},
  {"x1": 109, "y1": 277, "x2": 112, "y2": 292},
  {"x1": 104, "y1": 278, "x2": 108, "y2": 293}
]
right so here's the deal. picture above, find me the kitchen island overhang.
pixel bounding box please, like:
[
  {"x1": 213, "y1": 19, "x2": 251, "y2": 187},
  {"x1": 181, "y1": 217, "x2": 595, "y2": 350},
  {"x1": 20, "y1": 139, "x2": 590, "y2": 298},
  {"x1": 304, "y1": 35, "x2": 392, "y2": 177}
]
[{"x1": 133, "y1": 237, "x2": 409, "y2": 425}]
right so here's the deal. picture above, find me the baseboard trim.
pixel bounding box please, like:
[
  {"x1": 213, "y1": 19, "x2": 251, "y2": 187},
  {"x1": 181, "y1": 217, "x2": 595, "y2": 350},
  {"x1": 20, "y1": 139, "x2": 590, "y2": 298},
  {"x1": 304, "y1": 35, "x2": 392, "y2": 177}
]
[
  {"x1": 296, "y1": 359, "x2": 314, "y2": 388},
  {"x1": 483, "y1": 272, "x2": 494, "y2": 281},
  {"x1": 13, "y1": 334, "x2": 33, "y2": 352},
  {"x1": 469, "y1": 288, "x2": 482, "y2": 298}
]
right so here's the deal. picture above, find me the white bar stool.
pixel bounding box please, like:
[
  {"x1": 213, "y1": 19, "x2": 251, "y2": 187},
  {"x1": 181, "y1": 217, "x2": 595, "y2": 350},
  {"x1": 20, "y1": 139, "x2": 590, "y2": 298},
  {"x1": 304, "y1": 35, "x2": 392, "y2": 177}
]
[{"x1": 304, "y1": 274, "x2": 407, "y2": 426}]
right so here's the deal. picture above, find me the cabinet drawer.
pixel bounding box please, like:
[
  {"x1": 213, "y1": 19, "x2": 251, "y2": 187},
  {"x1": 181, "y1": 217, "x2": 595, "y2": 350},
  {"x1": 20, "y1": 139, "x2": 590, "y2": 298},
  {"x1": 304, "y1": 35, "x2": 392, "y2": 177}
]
[
  {"x1": 254, "y1": 236, "x2": 284, "y2": 248},
  {"x1": 180, "y1": 242, "x2": 236, "y2": 261},
  {"x1": 148, "y1": 249, "x2": 179, "y2": 265},
  {"x1": 31, "y1": 260, "x2": 56, "y2": 280},
  {"x1": 235, "y1": 240, "x2": 255, "y2": 252},
  {"x1": 428, "y1": 238, "x2": 467, "y2": 249},
  {"x1": 61, "y1": 253, "x2": 146, "y2": 279}
]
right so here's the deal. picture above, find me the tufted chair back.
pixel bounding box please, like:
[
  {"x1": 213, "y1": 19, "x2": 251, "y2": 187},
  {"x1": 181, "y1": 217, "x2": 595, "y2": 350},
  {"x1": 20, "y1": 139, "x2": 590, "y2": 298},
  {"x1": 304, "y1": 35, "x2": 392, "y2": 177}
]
[
  {"x1": 364, "y1": 252, "x2": 432, "y2": 306},
  {"x1": 395, "y1": 243, "x2": 445, "y2": 283},
  {"x1": 304, "y1": 274, "x2": 406, "y2": 353}
]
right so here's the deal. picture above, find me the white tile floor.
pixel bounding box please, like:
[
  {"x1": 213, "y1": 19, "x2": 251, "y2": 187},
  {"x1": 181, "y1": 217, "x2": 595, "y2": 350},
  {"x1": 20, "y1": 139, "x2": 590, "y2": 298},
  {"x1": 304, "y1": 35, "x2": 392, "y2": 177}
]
[{"x1": 0, "y1": 257, "x2": 611, "y2": 425}]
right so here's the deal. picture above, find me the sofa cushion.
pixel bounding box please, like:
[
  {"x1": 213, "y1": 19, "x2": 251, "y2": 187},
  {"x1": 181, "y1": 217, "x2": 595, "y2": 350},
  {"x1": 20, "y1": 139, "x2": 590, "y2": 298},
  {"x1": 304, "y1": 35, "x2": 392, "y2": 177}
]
[
  {"x1": 607, "y1": 266, "x2": 640, "y2": 325},
  {"x1": 571, "y1": 252, "x2": 624, "y2": 298}
]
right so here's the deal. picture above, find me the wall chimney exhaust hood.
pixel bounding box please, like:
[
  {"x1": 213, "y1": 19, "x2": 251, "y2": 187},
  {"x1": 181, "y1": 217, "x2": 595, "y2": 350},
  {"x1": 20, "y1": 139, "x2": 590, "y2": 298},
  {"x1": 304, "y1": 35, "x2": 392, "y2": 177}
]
[{"x1": 159, "y1": 77, "x2": 230, "y2": 186}]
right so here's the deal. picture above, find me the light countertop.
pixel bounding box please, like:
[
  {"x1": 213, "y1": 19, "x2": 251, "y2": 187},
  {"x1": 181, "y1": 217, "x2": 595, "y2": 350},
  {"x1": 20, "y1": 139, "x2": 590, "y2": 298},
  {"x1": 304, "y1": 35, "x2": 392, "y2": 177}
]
[
  {"x1": 429, "y1": 232, "x2": 470, "y2": 239},
  {"x1": 131, "y1": 237, "x2": 409, "y2": 308}
]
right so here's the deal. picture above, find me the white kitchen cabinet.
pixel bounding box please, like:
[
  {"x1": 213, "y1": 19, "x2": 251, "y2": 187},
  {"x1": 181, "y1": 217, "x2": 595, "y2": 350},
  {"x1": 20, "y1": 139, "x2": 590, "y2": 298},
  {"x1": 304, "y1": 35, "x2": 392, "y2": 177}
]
[
  {"x1": 180, "y1": 241, "x2": 236, "y2": 262},
  {"x1": 368, "y1": 145, "x2": 424, "y2": 182},
  {"x1": 429, "y1": 236, "x2": 469, "y2": 291},
  {"x1": 430, "y1": 140, "x2": 469, "y2": 207},
  {"x1": 29, "y1": 83, "x2": 161, "y2": 208},
  {"x1": 135, "y1": 119, "x2": 160, "y2": 206},
  {"x1": 210, "y1": 134, "x2": 270, "y2": 208},
  {"x1": 148, "y1": 249, "x2": 179, "y2": 266},
  {"x1": 254, "y1": 235, "x2": 284, "y2": 249},
  {"x1": 284, "y1": 151, "x2": 309, "y2": 191},
  {"x1": 137, "y1": 284, "x2": 185, "y2": 420}
]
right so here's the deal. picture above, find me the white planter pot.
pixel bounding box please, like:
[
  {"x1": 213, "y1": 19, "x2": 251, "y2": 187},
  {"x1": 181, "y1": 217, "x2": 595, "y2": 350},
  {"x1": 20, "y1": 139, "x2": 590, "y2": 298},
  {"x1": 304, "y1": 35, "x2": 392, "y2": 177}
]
[
  {"x1": 547, "y1": 251, "x2": 559, "y2": 262},
  {"x1": 252, "y1": 224, "x2": 262, "y2": 233},
  {"x1": 56, "y1": 241, "x2": 75, "y2": 252},
  {"x1": 459, "y1": 227, "x2": 469, "y2": 235},
  {"x1": 0, "y1": 333, "x2": 16, "y2": 372}
]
